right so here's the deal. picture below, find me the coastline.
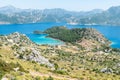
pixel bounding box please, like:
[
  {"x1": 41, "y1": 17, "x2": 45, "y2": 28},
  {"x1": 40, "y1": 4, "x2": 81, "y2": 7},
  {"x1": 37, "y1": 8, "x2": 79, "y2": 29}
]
[{"x1": 31, "y1": 34, "x2": 65, "y2": 46}]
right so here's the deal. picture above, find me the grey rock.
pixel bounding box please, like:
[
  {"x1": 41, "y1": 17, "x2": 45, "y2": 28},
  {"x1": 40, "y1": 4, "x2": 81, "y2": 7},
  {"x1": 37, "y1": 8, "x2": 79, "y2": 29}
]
[
  {"x1": 100, "y1": 67, "x2": 113, "y2": 74},
  {"x1": 27, "y1": 48, "x2": 54, "y2": 67}
]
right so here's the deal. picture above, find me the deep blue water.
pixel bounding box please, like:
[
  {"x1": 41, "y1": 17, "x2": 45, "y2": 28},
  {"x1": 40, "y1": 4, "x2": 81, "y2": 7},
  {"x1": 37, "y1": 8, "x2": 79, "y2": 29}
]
[{"x1": 0, "y1": 22, "x2": 120, "y2": 48}]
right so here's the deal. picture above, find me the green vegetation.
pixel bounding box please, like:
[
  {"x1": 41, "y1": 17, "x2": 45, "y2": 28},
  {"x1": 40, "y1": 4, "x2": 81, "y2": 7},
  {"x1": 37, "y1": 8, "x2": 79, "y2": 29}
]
[
  {"x1": 41, "y1": 46, "x2": 120, "y2": 79},
  {"x1": 45, "y1": 76, "x2": 54, "y2": 80},
  {"x1": 0, "y1": 59, "x2": 26, "y2": 79},
  {"x1": 45, "y1": 26, "x2": 79, "y2": 42},
  {"x1": 44, "y1": 26, "x2": 108, "y2": 43}
]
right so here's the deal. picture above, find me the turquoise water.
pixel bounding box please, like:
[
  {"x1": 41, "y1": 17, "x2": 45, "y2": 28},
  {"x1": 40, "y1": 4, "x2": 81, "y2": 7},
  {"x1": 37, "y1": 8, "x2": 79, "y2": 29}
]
[
  {"x1": 0, "y1": 22, "x2": 120, "y2": 48},
  {"x1": 28, "y1": 34, "x2": 64, "y2": 45}
]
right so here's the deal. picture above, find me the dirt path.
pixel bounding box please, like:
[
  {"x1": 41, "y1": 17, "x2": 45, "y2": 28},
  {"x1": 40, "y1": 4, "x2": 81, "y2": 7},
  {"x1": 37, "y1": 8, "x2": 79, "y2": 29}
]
[{"x1": 30, "y1": 71, "x2": 78, "y2": 80}]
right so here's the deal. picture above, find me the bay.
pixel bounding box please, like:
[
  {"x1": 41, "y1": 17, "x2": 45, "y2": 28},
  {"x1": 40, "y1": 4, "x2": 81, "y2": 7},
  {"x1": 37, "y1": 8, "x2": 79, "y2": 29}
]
[{"x1": 0, "y1": 22, "x2": 120, "y2": 48}]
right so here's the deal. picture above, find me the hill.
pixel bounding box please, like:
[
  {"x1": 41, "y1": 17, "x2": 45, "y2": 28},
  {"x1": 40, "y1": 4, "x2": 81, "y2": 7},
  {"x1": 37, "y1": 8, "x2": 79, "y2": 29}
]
[
  {"x1": 0, "y1": 28, "x2": 120, "y2": 79},
  {"x1": 44, "y1": 26, "x2": 110, "y2": 50}
]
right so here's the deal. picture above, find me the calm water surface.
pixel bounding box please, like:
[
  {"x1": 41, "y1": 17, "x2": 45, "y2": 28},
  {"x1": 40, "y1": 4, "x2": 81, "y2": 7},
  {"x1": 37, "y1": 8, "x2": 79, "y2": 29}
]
[{"x1": 0, "y1": 22, "x2": 120, "y2": 48}]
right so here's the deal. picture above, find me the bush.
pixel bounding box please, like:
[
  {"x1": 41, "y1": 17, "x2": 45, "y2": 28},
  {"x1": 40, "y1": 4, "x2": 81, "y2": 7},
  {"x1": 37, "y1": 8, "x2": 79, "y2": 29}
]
[
  {"x1": 54, "y1": 63, "x2": 59, "y2": 70},
  {"x1": 54, "y1": 70, "x2": 68, "y2": 75},
  {"x1": 46, "y1": 76, "x2": 54, "y2": 80},
  {"x1": 19, "y1": 54, "x2": 24, "y2": 59},
  {"x1": 35, "y1": 76, "x2": 41, "y2": 80}
]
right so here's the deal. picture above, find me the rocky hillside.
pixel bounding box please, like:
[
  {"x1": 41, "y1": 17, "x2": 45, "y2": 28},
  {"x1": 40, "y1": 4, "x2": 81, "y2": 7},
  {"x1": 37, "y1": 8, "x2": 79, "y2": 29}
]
[
  {"x1": 0, "y1": 31, "x2": 120, "y2": 80},
  {"x1": 0, "y1": 32, "x2": 53, "y2": 67}
]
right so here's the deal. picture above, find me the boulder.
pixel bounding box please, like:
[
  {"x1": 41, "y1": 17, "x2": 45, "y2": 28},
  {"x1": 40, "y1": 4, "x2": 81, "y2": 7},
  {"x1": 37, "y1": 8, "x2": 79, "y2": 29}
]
[{"x1": 100, "y1": 67, "x2": 113, "y2": 74}]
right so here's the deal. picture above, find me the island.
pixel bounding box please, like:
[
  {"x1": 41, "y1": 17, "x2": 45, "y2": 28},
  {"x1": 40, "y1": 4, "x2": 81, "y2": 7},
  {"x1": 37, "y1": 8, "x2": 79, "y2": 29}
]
[{"x1": 33, "y1": 30, "x2": 43, "y2": 34}]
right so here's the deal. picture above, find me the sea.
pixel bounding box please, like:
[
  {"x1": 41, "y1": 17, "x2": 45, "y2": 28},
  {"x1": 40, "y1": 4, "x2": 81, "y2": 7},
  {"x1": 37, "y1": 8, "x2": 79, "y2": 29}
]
[{"x1": 0, "y1": 22, "x2": 120, "y2": 48}]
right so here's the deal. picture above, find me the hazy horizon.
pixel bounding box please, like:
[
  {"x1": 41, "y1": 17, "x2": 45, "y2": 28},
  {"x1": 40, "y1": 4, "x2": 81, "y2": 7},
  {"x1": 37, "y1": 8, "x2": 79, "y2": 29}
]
[{"x1": 0, "y1": 0, "x2": 120, "y2": 11}]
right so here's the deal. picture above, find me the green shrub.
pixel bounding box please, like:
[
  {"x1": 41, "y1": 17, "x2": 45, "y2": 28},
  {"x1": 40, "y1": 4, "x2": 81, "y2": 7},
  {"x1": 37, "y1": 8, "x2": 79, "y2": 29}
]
[
  {"x1": 45, "y1": 76, "x2": 54, "y2": 80},
  {"x1": 54, "y1": 70, "x2": 68, "y2": 75},
  {"x1": 34, "y1": 76, "x2": 41, "y2": 80},
  {"x1": 19, "y1": 54, "x2": 24, "y2": 59}
]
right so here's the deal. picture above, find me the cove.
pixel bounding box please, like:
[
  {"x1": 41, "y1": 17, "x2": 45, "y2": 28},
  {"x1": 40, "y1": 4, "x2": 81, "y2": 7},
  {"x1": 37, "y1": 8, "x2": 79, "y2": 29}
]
[
  {"x1": 0, "y1": 22, "x2": 120, "y2": 48},
  {"x1": 28, "y1": 34, "x2": 64, "y2": 45}
]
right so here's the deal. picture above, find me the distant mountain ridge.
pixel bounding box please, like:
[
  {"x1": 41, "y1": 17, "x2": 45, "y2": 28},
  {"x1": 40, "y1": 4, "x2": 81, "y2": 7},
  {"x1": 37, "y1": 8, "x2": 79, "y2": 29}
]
[{"x1": 0, "y1": 5, "x2": 120, "y2": 25}]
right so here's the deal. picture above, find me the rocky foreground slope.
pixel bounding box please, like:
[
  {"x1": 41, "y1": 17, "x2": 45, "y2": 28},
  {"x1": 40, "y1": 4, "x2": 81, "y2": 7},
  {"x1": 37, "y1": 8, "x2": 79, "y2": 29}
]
[
  {"x1": 0, "y1": 32, "x2": 53, "y2": 67},
  {"x1": 0, "y1": 28, "x2": 120, "y2": 80}
]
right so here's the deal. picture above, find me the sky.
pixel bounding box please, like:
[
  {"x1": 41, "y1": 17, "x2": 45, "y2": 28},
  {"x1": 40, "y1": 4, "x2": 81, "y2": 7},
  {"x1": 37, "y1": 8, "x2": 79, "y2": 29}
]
[{"x1": 0, "y1": 0, "x2": 120, "y2": 11}]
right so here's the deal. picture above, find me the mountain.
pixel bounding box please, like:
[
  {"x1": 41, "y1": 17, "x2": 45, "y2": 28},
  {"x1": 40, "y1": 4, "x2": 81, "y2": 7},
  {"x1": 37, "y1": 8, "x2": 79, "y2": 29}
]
[{"x1": 0, "y1": 5, "x2": 120, "y2": 25}]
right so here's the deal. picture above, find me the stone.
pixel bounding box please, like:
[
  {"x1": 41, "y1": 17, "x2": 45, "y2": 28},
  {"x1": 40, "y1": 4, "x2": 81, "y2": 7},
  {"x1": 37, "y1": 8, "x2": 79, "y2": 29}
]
[{"x1": 100, "y1": 67, "x2": 113, "y2": 74}]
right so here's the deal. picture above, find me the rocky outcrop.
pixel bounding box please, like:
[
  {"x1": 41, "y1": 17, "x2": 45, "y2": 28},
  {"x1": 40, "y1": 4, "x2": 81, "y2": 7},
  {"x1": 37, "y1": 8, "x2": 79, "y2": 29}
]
[
  {"x1": 71, "y1": 28, "x2": 109, "y2": 44},
  {"x1": 14, "y1": 47, "x2": 54, "y2": 67},
  {"x1": 0, "y1": 32, "x2": 33, "y2": 46},
  {"x1": 100, "y1": 67, "x2": 113, "y2": 74},
  {"x1": 74, "y1": 28, "x2": 110, "y2": 50}
]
